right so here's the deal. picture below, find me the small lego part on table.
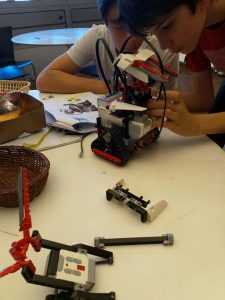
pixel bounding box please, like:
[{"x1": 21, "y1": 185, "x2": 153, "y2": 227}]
[
  {"x1": 106, "y1": 179, "x2": 167, "y2": 223},
  {"x1": 46, "y1": 290, "x2": 116, "y2": 300},
  {"x1": 94, "y1": 234, "x2": 174, "y2": 249}
]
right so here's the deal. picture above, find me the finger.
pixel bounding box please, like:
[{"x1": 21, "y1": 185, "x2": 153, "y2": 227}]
[
  {"x1": 154, "y1": 90, "x2": 176, "y2": 101},
  {"x1": 147, "y1": 99, "x2": 166, "y2": 109},
  {"x1": 152, "y1": 116, "x2": 176, "y2": 129},
  {"x1": 150, "y1": 87, "x2": 160, "y2": 98},
  {"x1": 149, "y1": 109, "x2": 178, "y2": 122},
  {"x1": 165, "y1": 90, "x2": 180, "y2": 101},
  {"x1": 166, "y1": 99, "x2": 182, "y2": 111},
  {"x1": 148, "y1": 108, "x2": 165, "y2": 118},
  {"x1": 152, "y1": 119, "x2": 166, "y2": 128},
  {"x1": 148, "y1": 107, "x2": 179, "y2": 121},
  {"x1": 165, "y1": 109, "x2": 179, "y2": 121},
  {"x1": 152, "y1": 118, "x2": 167, "y2": 127},
  {"x1": 147, "y1": 97, "x2": 180, "y2": 109}
]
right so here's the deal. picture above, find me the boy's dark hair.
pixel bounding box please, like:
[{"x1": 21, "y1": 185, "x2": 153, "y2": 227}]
[
  {"x1": 97, "y1": 0, "x2": 118, "y2": 22},
  {"x1": 119, "y1": 0, "x2": 199, "y2": 35}
]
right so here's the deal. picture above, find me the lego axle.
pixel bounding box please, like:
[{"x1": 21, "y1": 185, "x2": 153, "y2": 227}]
[
  {"x1": 94, "y1": 234, "x2": 174, "y2": 249},
  {"x1": 46, "y1": 290, "x2": 116, "y2": 300}
]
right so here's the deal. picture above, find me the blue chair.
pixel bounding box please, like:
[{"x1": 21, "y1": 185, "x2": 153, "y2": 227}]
[
  {"x1": 0, "y1": 65, "x2": 27, "y2": 80},
  {"x1": 0, "y1": 26, "x2": 36, "y2": 80}
]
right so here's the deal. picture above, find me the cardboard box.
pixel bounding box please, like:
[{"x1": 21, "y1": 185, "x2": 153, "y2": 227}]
[{"x1": 0, "y1": 92, "x2": 46, "y2": 144}]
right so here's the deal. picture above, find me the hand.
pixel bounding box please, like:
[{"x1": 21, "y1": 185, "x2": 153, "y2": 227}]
[{"x1": 147, "y1": 91, "x2": 200, "y2": 137}]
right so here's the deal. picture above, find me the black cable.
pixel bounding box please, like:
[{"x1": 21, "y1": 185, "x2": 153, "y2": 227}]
[
  {"x1": 141, "y1": 36, "x2": 167, "y2": 133},
  {"x1": 114, "y1": 61, "x2": 137, "y2": 102},
  {"x1": 95, "y1": 36, "x2": 137, "y2": 102},
  {"x1": 95, "y1": 38, "x2": 114, "y2": 94},
  {"x1": 158, "y1": 83, "x2": 167, "y2": 135},
  {"x1": 112, "y1": 36, "x2": 139, "y2": 101},
  {"x1": 119, "y1": 35, "x2": 133, "y2": 54},
  {"x1": 96, "y1": 37, "x2": 136, "y2": 100},
  {"x1": 142, "y1": 36, "x2": 164, "y2": 74},
  {"x1": 95, "y1": 35, "x2": 167, "y2": 136},
  {"x1": 139, "y1": 36, "x2": 165, "y2": 100},
  {"x1": 112, "y1": 35, "x2": 133, "y2": 93},
  {"x1": 79, "y1": 132, "x2": 94, "y2": 158}
]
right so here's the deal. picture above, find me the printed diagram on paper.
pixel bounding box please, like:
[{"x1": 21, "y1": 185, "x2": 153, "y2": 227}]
[{"x1": 43, "y1": 92, "x2": 99, "y2": 133}]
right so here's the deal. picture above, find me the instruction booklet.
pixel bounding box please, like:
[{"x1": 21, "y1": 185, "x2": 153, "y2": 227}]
[{"x1": 42, "y1": 92, "x2": 99, "y2": 133}]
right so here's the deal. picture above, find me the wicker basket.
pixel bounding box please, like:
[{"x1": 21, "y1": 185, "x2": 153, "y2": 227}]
[
  {"x1": 0, "y1": 146, "x2": 50, "y2": 207},
  {"x1": 0, "y1": 80, "x2": 31, "y2": 94}
]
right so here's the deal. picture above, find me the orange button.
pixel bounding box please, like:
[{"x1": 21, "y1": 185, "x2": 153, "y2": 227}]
[{"x1": 77, "y1": 265, "x2": 85, "y2": 271}]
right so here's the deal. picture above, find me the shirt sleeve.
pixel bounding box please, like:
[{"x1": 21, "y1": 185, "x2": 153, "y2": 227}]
[
  {"x1": 67, "y1": 25, "x2": 97, "y2": 68},
  {"x1": 185, "y1": 45, "x2": 211, "y2": 72}
]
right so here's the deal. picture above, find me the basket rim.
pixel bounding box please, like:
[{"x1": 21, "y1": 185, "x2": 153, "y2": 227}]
[
  {"x1": 0, "y1": 80, "x2": 31, "y2": 93},
  {"x1": 0, "y1": 144, "x2": 49, "y2": 157},
  {"x1": 0, "y1": 145, "x2": 50, "y2": 187},
  {"x1": 0, "y1": 145, "x2": 50, "y2": 207},
  {"x1": 0, "y1": 79, "x2": 31, "y2": 83},
  {"x1": 0, "y1": 80, "x2": 31, "y2": 86}
]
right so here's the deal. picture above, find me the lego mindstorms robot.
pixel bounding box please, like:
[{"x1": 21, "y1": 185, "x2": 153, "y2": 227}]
[{"x1": 91, "y1": 42, "x2": 177, "y2": 166}]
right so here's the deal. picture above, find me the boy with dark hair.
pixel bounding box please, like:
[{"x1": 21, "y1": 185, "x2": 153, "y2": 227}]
[
  {"x1": 36, "y1": 0, "x2": 178, "y2": 94},
  {"x1": 97, "y1": 0, "x2": 117, "y2": 22},
  {"x1": 119, "y1": 0, "x2": 225, "y2": 147}
]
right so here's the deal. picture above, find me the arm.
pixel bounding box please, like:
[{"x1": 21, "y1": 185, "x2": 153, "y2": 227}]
[
  {"x1": 163, "y1": 68, "x2": 214, "y2": 113},
  {"x1": 162, "y1": 100, "x2": 225, "y2": 136},
  {"x1": 148, "y1": 92, "x2": 225, "y2": 137},
  {"x1": 36, "y1": 53, "x2": 108, "y2": 94},
  {"x1": 147, "y1": 68, "x2": 225, "y2": 137}
]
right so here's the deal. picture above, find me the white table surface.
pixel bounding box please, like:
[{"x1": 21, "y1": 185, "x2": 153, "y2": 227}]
[
  {"x1": 1, "y1": 92, "x2": 225, "y2": 300},
  {"x1": 12, "y1": 28, "x2": 89, "y2": 46}
]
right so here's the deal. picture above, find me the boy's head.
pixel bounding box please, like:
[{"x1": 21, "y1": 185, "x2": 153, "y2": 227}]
[
  {"x1": 97, "y1": 0, "x2": 119, "y2": 24},
  {"x1": 119, "y1": 0, "x2": 210, "y2": 54},
  {"x1": 97, "y1": 0, "x2": 143, "y2": 53}
]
